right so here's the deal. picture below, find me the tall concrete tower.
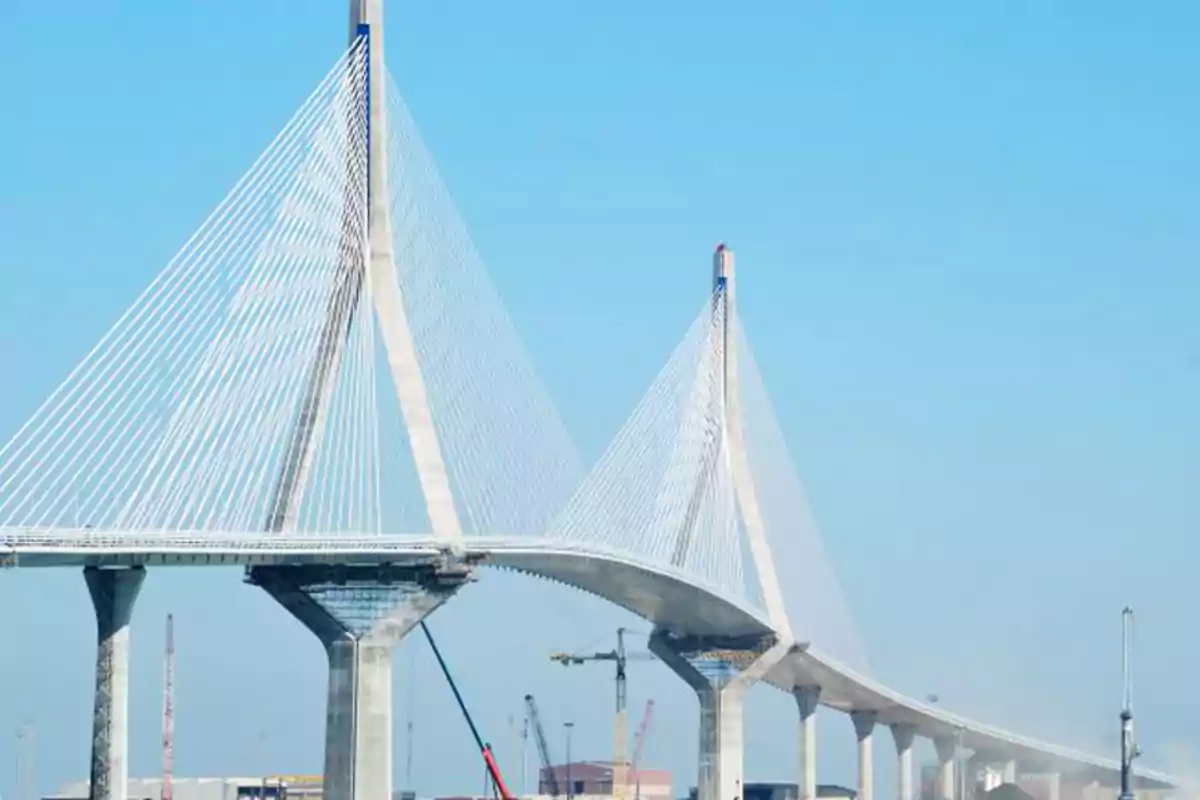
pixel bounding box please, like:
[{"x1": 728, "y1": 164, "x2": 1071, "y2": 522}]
[
  {"x1": 649, "y1": 244, "x2": 796, "y2": 800},
  {"x1": 250, "y1": 6, "x2": 473, "y2": 800}
]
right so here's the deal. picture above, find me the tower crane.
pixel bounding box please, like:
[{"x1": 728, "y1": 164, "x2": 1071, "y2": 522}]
[
  {"x1": 161, "y1": 614, "x2": 175, "y2": 800},
  {"x1": 630, "y1": 699, "x2": 655, "y2": 800},
  {"x1": 524, "y1": 693, "x2": 559, "y2": 798},
  {"x1": 1119, "y1": 607, "x2": 1139, "y2": 800},
  {"x1": 550, "y1": 628, "x2": 655, "y2": 800}
]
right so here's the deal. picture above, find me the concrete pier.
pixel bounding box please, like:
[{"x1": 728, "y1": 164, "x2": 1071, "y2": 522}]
[
  {"x1": 251, "y1": 563, "x2": 470, "y2": 800},
  {"x1": 1002, "y1": 760, "x2": 1017, "y2": 784},
  {"x1": 650, "y1": 631, "x2": 792, "y2": 800},
  {"x1": 935, "y1": 737, "x2": 956, "y2": 800},
  {"x1": 891, "y1": 724, "x2": 916, "y2": 800},
  {"x1": 794, "y1": 686, "x2": 821, "y2": 800},
  {"x1": 980, "y1": 765, "x2": 1002, "y2": 793},
  {"x1": 320, "y1": 636, "x2": 408, "y2": 800},
  {"x1": 1046, "y1": 771, "x2": 1062, "y2": 800},
  {"x1": 851, "y1": 711, "x2": 878, "y2": 800},
  {"x1": 84, "y1": 566, "x2": 146, "y2": 800}
]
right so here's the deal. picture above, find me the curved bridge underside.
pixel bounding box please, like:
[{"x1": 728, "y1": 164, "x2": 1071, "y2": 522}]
[{"x1": 0, "y1": 528, "x2": 1178, "y2": 789}]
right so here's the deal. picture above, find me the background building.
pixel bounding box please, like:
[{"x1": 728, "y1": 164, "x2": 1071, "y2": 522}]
[
  {"x1": 537, "y1": 762, "x2": 672, "y2": 800},
  {"x1": 48, "y1": 779, "x2": 279, "y2": 800},
  {"x1": 686, "y1": 784, "x2": 856, "y2": 800},
  {"x1": 45, "y1": 777, "x2": 339, "y2": 800}
]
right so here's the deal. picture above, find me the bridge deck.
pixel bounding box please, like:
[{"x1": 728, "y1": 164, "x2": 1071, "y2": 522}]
[{"x1": 0, "y1": 527, "x2": 1178, "y2": 790}]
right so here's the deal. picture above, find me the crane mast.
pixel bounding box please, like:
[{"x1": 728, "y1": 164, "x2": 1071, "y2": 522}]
[
  {"x1": 161, "y1": 613, "x2": 175, "y2": 800},
  {"x1": 630, "y1": 699, "x2": 655, "y2": 800},
  {"x1": 524, "y1": 694, "x2": 559, "y2": 799},
  {"x1": 613, "y1": 628, "x2": 628, "y2": 800},
  {"x1": 551, "y1": 628, "x2": 654, "y2": 800},
  {"x1": 1119, "y1": 607, "x2": 1137, "y2": 800}
]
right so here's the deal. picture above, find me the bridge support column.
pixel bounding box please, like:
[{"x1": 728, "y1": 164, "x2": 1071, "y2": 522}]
[
  {"x1": 979, "y1": 765, "x2": 1002, "y2": 793},
  {"x1": 84, "y1": 566, "x2": 146, "y2": 800},
  {"x1": 649, "y1": 631, "x2": 792, "y2": 800},
  {"x1": 891, "y1": 724, "x2": 916, "y2": 800},
  {"x1": 794, "y1": 686, "x2": 821, "y2": 800},
  {"x1": 250, "y1": 561, "x2": 472, "y2": 800},
  {"x1": 1002, "y1": 760, "x2": 1017, "y2": 784},
  {"x1": 1045, "y1": 771, "x2": 1061, "y2": 800},
  {"x1": 935, "y1": 737, "x2": 956, "y2": 800},
  {"x1": 851, "y1": 711, "x2": 877, "y2": 800}
]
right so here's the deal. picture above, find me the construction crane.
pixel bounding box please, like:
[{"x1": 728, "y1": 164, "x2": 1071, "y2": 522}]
[
  {"x1": 524, "y1": 694, "x2": 559, "y2": 799},
  {"x1": 550, "y1": 628, "x2": 654, "y2": 800},
  {"x1": 161, "y1": 614, "x2": 175, "y2": 800},
  {"x1": 630, "y1": 700, "x2": 655, "y2": 800},
  {"x1": 420, "y1": 622, "x2": 514, "y2": 800},
  {"x1": 1119, "y1": 607, "x2": 1139, "y2": 800}
]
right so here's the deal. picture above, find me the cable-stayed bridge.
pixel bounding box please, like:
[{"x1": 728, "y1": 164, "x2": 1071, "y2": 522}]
[{"x1": 0, "y1": 4, "x2": 1179, "y2": 800}]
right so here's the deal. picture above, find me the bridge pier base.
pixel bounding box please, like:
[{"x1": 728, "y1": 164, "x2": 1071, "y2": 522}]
[
  {"x1": 249, "y1": 561, "x2": 472, "y2": 800},
  {"x1": 851, "y1": 711, "x2": 877, "y2": 800},
  {"x1": 891, "y1": 724, "x2": 917, "y2": 800},
  {"x1": 1045, "y1": 771, "x2": 1061, "y2": 800},
  {"x1": 84, "y1": 565, "x2": 146, "y2": 800},
  {"x1": 649, "y1": 630, "x2": 792, "y2": 800},
  {"x1": 935, "y1": 737, "x2": 956, "y2": 800},
  {"x1": 793, "y1": 687, "x2": 821, "y2": 800},
  {"x1": 979, "y1": 763, "x2": 1003, "y2": 793}
]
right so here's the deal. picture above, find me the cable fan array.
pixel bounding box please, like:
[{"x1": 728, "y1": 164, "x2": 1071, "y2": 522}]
[
  {"x1": 0, "y1": 37, "x2": 584, "y2": 542},
  {"x1": 383, "y1": 70, "x2": 583, "y2": 538},
  {"x1": 732, "y1": 313, "x2": 871, "y2": 674},
  {"x1": 549, "y1": 290, "x2": 754, "y2": 604},
  {"x1": 548, "y1": 286, "x2": 873, "y2": 673},
  {"x1": 0, "y1": 37, "x2": 374, "y2": 535}
]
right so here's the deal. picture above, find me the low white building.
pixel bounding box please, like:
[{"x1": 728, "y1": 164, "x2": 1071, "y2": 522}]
[{"x1": 46, "y1": 776, "x2": 323, "y2": 800}]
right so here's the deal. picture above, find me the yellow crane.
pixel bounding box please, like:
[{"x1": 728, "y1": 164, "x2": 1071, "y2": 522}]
[{"x1": 550, "y1": 628, "x2": 655, "y2": 800}]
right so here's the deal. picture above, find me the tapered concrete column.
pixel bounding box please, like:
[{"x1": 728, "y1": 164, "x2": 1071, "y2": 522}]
[
  {"x1": 977, "y1": 762, "x2": 1005, "y2": 792},
  {"x1": 253, "y1": 565, "x2": 467, "y2": 800},
  {"x1": 1046, "y1": 772, "x2": 1061, "y2": 800},
  {"x1": 1002, "y1": 760, "x2": 1017, "y2": 784},
  {"x1": 851, "y1": 711, "x2": 878, "y2": 800},
  {"x1": 84, "y1": 566, "x2": 146, "y2": 800},
  {"x1": 891, "y1": 725, "x2": 916, "y2": 800},
  {"x1": 935, "y1": 738, "x2": 956, "y2": 800},
  {"x1": 794, "y1": 687, "x2": 821, "y2": 800},
  {"x1": 319, "y1": 633, "x2": 411, "y2": 800},
  {"x1": 651, "y1": 632, "x2": 793, "y2": 800}
]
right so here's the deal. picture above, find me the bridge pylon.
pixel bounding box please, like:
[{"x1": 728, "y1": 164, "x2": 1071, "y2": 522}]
[
  {"x1": 652, "y1": 244, "x2": 798, "y2": 800},
  {"x1": 254, "y1": 3, "x2": 471, "y2": 800}
]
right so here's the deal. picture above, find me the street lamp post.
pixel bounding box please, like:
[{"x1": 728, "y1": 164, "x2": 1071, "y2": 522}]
[
  {"x1": 1119, "y1": 607, "x2": 1138, "y2": 800},
  {"x1": 16, "y1": 722, "x2": 33, "y2": 800},
  {"x1": 956, "y1": 727, "x2": 966, "y2": 800},
  {"x1": 564, "y1": 722, "x2": 575, "y2": 800}
]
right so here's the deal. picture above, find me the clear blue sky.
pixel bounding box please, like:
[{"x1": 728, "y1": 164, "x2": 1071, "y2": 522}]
[{"x1": 1, "y1": 0, "x2": 1197, "y2": 797}]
